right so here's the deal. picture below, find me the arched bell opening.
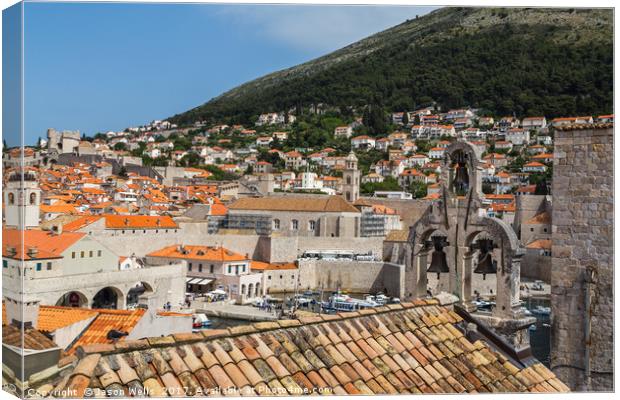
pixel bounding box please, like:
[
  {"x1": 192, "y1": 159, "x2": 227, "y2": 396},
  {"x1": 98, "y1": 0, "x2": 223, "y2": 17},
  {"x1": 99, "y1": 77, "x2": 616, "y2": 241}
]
[
  {"x1": 412, "y1": 228, "x2": 451, "y2": 299},
  {"x1": 466, "y1": 231, "x2": 500, "y2": 308},
  {"x1": 449, "y1": 149, "x2": 471, "y2": 196}
]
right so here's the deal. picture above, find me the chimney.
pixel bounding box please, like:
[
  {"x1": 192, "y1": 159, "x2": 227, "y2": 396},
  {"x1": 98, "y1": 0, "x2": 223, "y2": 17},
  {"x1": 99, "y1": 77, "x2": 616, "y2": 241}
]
[
  {"x1": 52, "y1": 223, "x2": 63, "y2": 235},
  {"x1": 4, "y1": 297, "x2": 40, "y2": 329},
  {"x1": 5, "y1": 246, "x2": 17, "y2": 258},
  {"x1": 27, "y1": 246, "x2": 38, "y2": 258}
]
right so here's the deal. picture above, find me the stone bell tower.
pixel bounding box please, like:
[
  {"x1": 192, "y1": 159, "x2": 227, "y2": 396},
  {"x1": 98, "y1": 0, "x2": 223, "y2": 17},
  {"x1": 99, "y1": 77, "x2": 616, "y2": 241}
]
[
  {"x1": 406, "y1": 141, "x2": 534, "y2": 349},
  {"x1": 342, "y1": 151, "x2": 360, "y2": 202},
  {"x1": 4, "y1": 169, "x2": 41, "y2": 230}
]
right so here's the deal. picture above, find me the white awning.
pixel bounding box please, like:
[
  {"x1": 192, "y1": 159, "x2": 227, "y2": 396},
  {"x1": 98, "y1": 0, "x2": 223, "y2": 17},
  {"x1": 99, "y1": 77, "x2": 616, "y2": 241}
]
[{"x1": 187, "y1": 278, "x2": 213, "y2": 286}]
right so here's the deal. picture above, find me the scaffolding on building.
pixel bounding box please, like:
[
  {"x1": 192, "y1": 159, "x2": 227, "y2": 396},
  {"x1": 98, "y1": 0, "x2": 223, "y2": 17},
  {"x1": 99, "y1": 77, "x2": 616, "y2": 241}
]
[
  {"x1": 360, "y1": 212, "x2": 387, "y2": 237},
  {"x1": 223, "y1": 214, "x2": 272, "y2": 235}
]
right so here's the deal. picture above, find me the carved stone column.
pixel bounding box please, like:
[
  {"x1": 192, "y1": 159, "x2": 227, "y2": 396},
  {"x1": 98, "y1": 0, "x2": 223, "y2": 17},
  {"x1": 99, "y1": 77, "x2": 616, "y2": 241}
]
[
  {"x1": 458, "y1": 247, "x2": 477, "y2": 312},
  {"x1": 416, "y1": 250, "x2": 429, "y2": 298}
]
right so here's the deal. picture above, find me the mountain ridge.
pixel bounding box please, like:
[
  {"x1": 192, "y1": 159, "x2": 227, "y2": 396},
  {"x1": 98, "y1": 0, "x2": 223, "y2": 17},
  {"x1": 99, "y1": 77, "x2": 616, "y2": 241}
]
[{"x1": 169, "y1": 7, "x2": 613, "y2": 125}]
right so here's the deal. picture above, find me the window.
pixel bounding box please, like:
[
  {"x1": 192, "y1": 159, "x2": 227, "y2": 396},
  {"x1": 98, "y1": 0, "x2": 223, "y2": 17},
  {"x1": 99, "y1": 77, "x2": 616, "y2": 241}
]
[
  {"x1": 98, "y1": 250, "x2": 102, "y2": 257},
  {"x1": 291, "y1": 219, "x2": 299, "y2": 230},
  {"x1": 81, "y1": 251, "x2": 85, "y2": 258},
  {"x1": 188, "y1": 263, "x2": 193, "y2": 271},
  {"x1": 242, "y1": 265, "x2": 246, "y2": 273},
  {"x1": 199, "y1": 264, "x2": 203, "y2": 272},
  {"x1": 279, "y1": 275, "x2": 283, "y2": 279},
  {"x1": 273, "y1": 219, "x2": 280, "y2": 230},
  {"x1": 36, "y1": 263, "x2": 42, "y2": 271},
  {"x1": 3, "y1": 260, "x2": 7, "y2": 268},
  {"x1": 29, "y1": 193, "x2": 36, "y2": 205},
  {"x1": 235, "y1": 266, "x2": 239, "y2": 275},
  {"x1": 89, "y1": 251, "x2": 93, "y2": 257},
  {"x1": 308, "y1": 220, "x2": 316, "y2": 231},
  {"x1": 544, "y1": 228, "x2": 548, "y2": 233},
  {"x1": 8, "y1": 193, "x2": 14, "y2": 205},
  {"x1": 268, "y1": 275, "x2": 272, "y2": 280},
  {"x1": 210, "y1": 265, "x2": 214, "y2": 273},
  {"x1": 72, "y1": 252, "x2": 76, "y2": 259},
  {"x1": 347, "y1": 177, "x2": 351, "y2": 184},
  {"x1": 530, "y1": 228, "x2": 534, "y2": 232},
  {"x1": 228, "y1": 266, "x2": 232, "y2": 274},
  {"x1": 47, "y1": 262, "x2": 52, "y2": 270}
]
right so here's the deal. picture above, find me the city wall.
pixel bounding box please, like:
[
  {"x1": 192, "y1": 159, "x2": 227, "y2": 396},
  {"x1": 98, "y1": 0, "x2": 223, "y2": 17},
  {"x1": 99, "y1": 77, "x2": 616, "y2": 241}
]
[
  {"x1": 297, "y1": 260, "x2": 405, "y2": 298},
  {"x1": 551, "y1": 126, "x2": 613, "y2": 391},
  {"x1": 88, "y1": 222, "x2": 384, "y2": 263}
]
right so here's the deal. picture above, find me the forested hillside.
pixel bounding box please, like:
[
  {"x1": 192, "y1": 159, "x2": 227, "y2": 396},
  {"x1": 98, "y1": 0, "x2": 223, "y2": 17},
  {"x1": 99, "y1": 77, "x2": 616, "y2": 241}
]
[{"x1": 169, "y1": 7, "x2": 613, "y2": 126}]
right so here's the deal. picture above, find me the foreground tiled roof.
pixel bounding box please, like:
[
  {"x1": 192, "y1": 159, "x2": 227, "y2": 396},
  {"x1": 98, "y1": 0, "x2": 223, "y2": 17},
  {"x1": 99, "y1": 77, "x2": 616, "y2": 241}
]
[{"x1": 51, "y1": 300, "x2": 569, "y2": 397}]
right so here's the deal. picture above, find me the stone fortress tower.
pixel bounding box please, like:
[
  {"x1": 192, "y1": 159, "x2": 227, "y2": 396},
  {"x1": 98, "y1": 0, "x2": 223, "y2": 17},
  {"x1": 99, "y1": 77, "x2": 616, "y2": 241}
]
[
  {"x1": 3, "y1": 169, "x2": 41, "y2": 230},
  {"x1": 342, "y1": 151, "x2": 360, "y2": 202},
  {"x1": 46, "y1": 127, "x2": 80, "y2": 156},
  {"x1": 550, "y1": 124, "x2": 613, "y2": 391}
]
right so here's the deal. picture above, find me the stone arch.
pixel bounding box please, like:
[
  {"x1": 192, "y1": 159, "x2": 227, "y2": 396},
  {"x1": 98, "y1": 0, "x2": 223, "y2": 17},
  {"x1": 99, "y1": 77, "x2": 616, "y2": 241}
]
[
  {"x1": 92, "y1": 286, "x2": 124, "y2": 309},
  {"x1": 126, "y1": 281, "x2": 155, "y2": 307},
  {"x1": 440, "y1": 141, "x2": 485, "y2": 202},
  {"x1": 56, "y1": 291, "x2": 88, "y2": 308},
  {"x1": 255, "y1": 283, "x2": 261, "y2": 297}
]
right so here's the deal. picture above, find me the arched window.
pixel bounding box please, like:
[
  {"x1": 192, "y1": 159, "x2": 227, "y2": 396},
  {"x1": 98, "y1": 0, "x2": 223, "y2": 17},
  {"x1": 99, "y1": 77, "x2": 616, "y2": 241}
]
[
  {"x1": 346, "y1": 177, "x2": 351, "y2": 184},
  {"x1": 273, "y1": 219, "x2": 280, "y2": 230},
  {"x1": 291, "y1": 219, "x2": 299, "y2": 230},
  {"x1": 8, "y1": 193, "x2": 14, "y2": 205},
  {"x1": 308, "y1": 220, "x2": 316, "y2": 231},
  {"x1": 29, "y1": 193, "x2": 36, "y2": 205}
]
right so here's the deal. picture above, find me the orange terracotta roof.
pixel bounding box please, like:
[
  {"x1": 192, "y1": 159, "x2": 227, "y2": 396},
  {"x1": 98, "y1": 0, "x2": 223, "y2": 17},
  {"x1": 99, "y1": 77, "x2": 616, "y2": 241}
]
[
  {"x1": 250, "y1": 260, "x2": 298, "y2": 270},
  {"x1": 37, "y1": 306, "x2": 98, "y2": 333},
  {"x1": 40, "y1": 204, "x2": 79, "y2": 214},
  {"x1": 485, "y1": 194, "x2": 515, "y2": 201},
  {"x1": 2, "y1": 228, "x2": 85, "y2": 260},
  {"x1": 524, "y1": 162, "x2": 545, "y2": 167},
  {"x1": 67, "y1": 308, "x2": 146, "y2": 354},
  {"x1": 62, "y1": 216, "x2": 103, "y2": 231},
  {"x1": 228, "y1": 195, "x2": 359, "y2": 213},
  {"x1": 526, "y1": 239, "x2": 552, "y2": 250},
  {"x1": 103, "y1": 215, "x2": 178, "y2": 229},
  {"x1": 147, "y1": 245, "x2": 248, "y2": 262},
  {"x1": 525, "y1": 211, "x2": 551, "y2": 225},
  {"x1": 2, "y1": 324, "x2": 58, "y2": 350}
]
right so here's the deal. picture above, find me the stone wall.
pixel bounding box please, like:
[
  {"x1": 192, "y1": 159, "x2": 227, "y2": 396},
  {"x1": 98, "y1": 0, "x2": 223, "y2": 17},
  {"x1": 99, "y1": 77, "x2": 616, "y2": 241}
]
[
  {"x1": 87, "y1": 223, "x2": 384, "y2": 265},
  {"x1": 551, "y1": 126, "x2": 613, "y2": 391},
  {"x1": 297, "y1": 260, "x2": 405, "y2": 298},
  {"x1": 521, "y1": 252, "x2": 551, "y2": 283}
]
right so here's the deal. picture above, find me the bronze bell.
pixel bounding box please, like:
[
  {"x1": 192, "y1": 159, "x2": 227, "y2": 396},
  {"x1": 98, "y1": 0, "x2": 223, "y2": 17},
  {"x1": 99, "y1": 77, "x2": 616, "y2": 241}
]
[
  {"x1": 473, "y1": 239, "x2": 498, "y2": 280},
  {"x1": 453, "y1": 152, "x2": 469, "y2": 194},
  {"x1": 427, "y1": 236, "x2": 449, "y2": 279}
]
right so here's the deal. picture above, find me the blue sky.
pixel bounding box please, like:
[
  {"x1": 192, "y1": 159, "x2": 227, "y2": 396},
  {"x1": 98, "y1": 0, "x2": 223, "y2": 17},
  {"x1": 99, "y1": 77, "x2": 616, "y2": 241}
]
[{"x1": 6, "y1": 2, "x2": 437, "y2": 145}]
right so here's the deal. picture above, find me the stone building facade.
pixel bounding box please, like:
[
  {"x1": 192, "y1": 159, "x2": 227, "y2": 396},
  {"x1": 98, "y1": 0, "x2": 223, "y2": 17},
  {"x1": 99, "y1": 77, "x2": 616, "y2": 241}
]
[{"x1": 550, "y1": 125, "x2": 613, "y2": 391}]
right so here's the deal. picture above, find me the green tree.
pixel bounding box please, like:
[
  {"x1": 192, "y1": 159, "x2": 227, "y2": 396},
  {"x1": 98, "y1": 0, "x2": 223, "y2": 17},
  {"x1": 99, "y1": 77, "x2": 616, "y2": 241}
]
[
  {"x1": 408, "y1": 181, "x2": 428, "y2": 198},
  {"x1": 114, "y1": 142, "x2": 127, "y2": 151}
]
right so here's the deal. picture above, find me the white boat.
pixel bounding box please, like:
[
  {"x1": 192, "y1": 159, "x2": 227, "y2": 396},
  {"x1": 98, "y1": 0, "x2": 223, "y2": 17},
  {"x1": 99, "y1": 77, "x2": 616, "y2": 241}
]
[
  {"x1": 192, "y1": 313, "x2": 211, "y2": 329},
  {"x1": 532, "y1": 306, "x2": 551, "y2": 316}
]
